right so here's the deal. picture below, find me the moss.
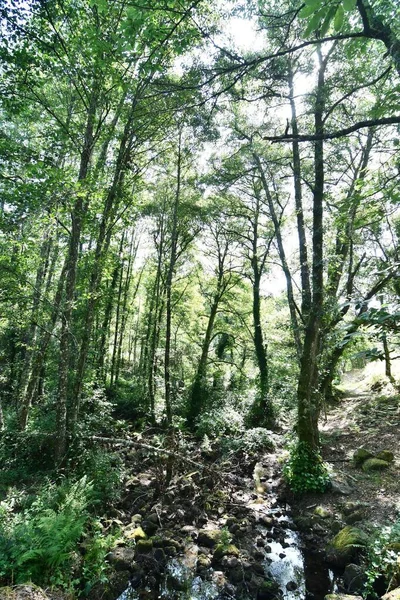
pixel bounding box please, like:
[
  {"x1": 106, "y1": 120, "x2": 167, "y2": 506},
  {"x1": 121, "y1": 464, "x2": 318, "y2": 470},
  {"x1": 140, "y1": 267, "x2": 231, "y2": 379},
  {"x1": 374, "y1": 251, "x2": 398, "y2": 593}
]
[
  {"x1": 353, "y1": 448, "x2": 374, "y2": 465},
  {"x1": 213, "y1": 543, "x2": 239, "y2": 561},
  {"x1": 362, "y1": 458, "x2": 390, "y2": 472},
  {"x1": 376, "y1": 450, "x2": 395, "y2": 462},
  {"x1": 327, "y1": 526, "x2": 368, "y2": 566},
  {"x1": 314, "y1": 506, "x2": 331, "y2": 519},
  {"x1": 135, "y1": 539, "x2": 153, "y2": 553},
  {"x1": 127, "y1": 526, "x2": 147, "y2": 540}
]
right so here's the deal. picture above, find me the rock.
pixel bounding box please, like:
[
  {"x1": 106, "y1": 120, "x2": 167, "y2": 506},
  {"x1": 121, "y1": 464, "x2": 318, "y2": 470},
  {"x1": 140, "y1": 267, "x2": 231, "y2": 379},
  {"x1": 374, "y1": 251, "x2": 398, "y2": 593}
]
[
  {"x1": 126, "y1": 526, "x2": 147, "y2": 541},
  {"x1": 353, "y1": 448, "x2": 374, "y2": 465},
  {"x1": 376, "y1": 450, "x2": 395, "y2": 463},
  {"x1": 227, "y1": 566, "x2": 243, "y2": 584},
  {"x1": 256, "y1": 538, "x2": 265, "y2": 547},
  {"x1": 252, "y1": 562, "x2": 265, "y2": 576},
  {"x1": 213, "y1": 544, "x2": 240, "y2": 561},
  {"x1": 141, "y1": 520, "x2": 158, "y2": 536},
  {"x1": 197, "y1": 555, "x2": 211, "y2": 570},
  {"x1": 331, "y1": 479, "x2": 353, "y2": 495},
  {"x1": 264, "y1": 545, "x2": 272, "y2": 553},
  {"x1": 257, "y1": 579, "x2": 281, "y2": 600},
  {"x1": 198, "y1": 529, "x2": 221, "y2": 547},
  {"x1": 382, "y1": 588, "x2": 400, "y2": 600},
  {"x1": 87, "y1": 569, "x2": 132, "y2": 600},
  {"x1": 253, "y1": 550, "x2": 265, "y2": 560},
  {"x1": 147, "y1": 513, "x2": 159, "y2": 524},
  {"x1": 135, "y1": 539, "x2": 153, "y2": 554},
  {"x1": 345, "y1": 510, "x2": 365, "y2": 525},
  {"x1": 314, "y1": 506, "x2": 331, "y2": 519},
  {"x1": 107, "y1": 547, "x2": 136, "y2": 570},
  {"x1": 362, "y1": 458, "x2": 390, "y2": 472},
  {"x1": 153, "y1": 547, "x2": 166, "y2": 563},
  {"x1": 343, "y1": 563, "x2": 366, "y2": 592},
  {"x1": 325, "y1": 595, "x2": 362, "y2": 600},
  {"x1": 286, "y1": 581, "x2": 298, "y2": 591},
  {"x1": 342, "y1": 502, "x2": 367, "y2": 516},
  {"x1": 211, "y1": 571, "x2": 228, "y2": 588},
  {"x1": 0, "y1": 586, "x2": 49, "y2": 600},
  {"x1": 164, "y1": 545, "x2": 177, "y2": 557},
  {"x1": 326, "y1": 526, "x2": 368, "y2": 567},
  {"x1": 279, "y1": 552, "x2": 286, "y2": 559}
]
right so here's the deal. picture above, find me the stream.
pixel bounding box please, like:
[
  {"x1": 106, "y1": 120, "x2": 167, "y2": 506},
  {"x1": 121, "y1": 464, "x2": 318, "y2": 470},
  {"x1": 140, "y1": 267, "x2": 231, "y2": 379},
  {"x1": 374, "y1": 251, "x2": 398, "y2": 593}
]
[{"x1": 116, "y1": 461, "x2": 337, "y2": 600}]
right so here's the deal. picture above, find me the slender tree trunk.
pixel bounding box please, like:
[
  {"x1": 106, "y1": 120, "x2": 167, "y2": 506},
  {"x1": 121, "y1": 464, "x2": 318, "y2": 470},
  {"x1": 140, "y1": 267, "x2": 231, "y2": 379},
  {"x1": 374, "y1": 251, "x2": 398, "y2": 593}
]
[
  {"x1": 110, "y1": 234, "x2": 126, "y2": 388},
  {"x1": 297, "y1": 47, "x2": 327, "y2": 451},
  {"x1": 288, "y1": 63, "x2": 311, "y2": 318},
  {"x1": 164, "y1": 131, "x2": 182, "y2": 426}
]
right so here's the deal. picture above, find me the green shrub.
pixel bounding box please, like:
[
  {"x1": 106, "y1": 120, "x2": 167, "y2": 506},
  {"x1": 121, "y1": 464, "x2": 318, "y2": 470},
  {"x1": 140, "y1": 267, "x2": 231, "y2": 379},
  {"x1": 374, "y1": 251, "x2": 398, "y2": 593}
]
[
  {"x1": 0, "y1": 477, "x2": 91, "y2": 587},
  {"x1": 195, "y1": 406, "x2": 244, "y2": 438},
  {"x1": 283, "y1": 441, "x2": 330, "y2": 494},
  {"x1": 365, "y1": 520, "x2": 400, "y2": 597},
  {"x1": 0, "y1": 477, "x2": 120, "y2": 593}
]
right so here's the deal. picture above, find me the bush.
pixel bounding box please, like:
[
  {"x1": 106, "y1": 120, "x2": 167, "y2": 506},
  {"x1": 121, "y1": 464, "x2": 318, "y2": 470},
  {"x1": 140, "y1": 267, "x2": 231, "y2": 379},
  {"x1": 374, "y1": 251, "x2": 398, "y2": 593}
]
[
  {"x1": 0, "y1": 477, "x2": 120, "y2": 592},
  {"x1": 283, "y1": 441, "x2": 330, "y2": 494},
  {"x1": 365, "y1": 520, "x2": 400, "y2": 597},
  {"x1": 195, "y1": 406, "x2": 244, "y2": 438},
  {"x1": 220, "y1": 427, "x2": 275, "y2": 456}
]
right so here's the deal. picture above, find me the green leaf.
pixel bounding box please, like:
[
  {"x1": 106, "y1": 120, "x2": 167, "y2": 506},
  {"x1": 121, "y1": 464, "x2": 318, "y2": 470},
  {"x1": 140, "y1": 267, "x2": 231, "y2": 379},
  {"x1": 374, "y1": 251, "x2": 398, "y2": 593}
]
[
  {"x1": 304, "y1": 0, "x2": 323, "y2": 8},
  {"x1": 304, "y1": 11, "x2": 323, "y2": 36},
  {"x1": 299, "y1": 4, "x2": 317, "y2": 18},
  {"x1": 342, "y1": 0, "x2": 357, "y2": 11},
  {"x1": 320, "y1": 4, "x2": 337, "y2": 36},
  {"x1": 334, "y1": 4, "x2": 344, "y2": 30}
]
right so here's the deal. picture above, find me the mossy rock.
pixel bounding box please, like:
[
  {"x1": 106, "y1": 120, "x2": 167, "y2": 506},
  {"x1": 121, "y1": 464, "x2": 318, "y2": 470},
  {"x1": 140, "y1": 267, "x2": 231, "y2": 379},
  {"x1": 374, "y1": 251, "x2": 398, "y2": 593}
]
[
  {"x1": 135, "y1": 539, "x2": 153, "y2": 553},
  {"x1": 362, "y1": 458, "x2": 390, "y2": 472},
  {"x1": 326, "y1": 526, "x2": 368, "y2": 566},
  {"x1": 325, "y1": 595, "x2": 362, "y2": 600},
  {"x1": 0, "y1": 586, "x2": 49, "y2": 600},
  {"x1": 198, "y1": 529, "x2": 221, "y2": 547},
  {"x1": 314, "y1": 506, "x2": 331, "y2": 519},
  {"x1": 376, "y1": 450, "x2": 395, "y2": 463},
  {"x1": 213, "y1": 543, "x2": 240, "y2": 561},
  {"x1": 257, "y1": 579, "x2": 281, "y2": 600},
  {"x1": 126, "y1": 525, "x2": 146, "y2": 540},
  {"x1": 345, "y1": 510, "x2": 365, "y2": 525},
  {"x1": 353, "y1": 448, "x2": 374, "y2": 465}
]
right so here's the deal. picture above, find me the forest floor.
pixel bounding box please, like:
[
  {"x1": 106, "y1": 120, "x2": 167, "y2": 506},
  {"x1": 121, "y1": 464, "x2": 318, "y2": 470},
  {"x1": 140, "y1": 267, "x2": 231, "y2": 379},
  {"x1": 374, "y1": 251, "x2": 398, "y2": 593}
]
[{"x1": 93, "y1": 363, "x2": 400, "y2": 600}]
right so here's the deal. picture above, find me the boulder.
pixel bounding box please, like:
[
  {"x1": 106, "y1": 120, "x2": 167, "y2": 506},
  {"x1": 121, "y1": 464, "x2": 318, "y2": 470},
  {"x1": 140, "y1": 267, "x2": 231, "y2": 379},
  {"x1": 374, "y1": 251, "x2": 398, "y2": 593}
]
[
  {"x1": 198, "y1": 529, "x2": 221, "y2": 547},
  {"x1": 256, "y1": 579, "x2": 281, "y2": 600},
  {"x1": 0, "y1": 587, "x2": 49, "y2": 600},
  {"x1": 362, "y1": 458, "x2": 390, "y2": 472},
  {"x1": 325, "y1": 595, "x2": 362, "y2": 600},
  {"x1": 326, "y1": 526, "x2": 368, "y2": 567},
  {"x1": 382, "y1": 588, "x2": 400, "y2": 600},
  {"x1": 376, "y1": 450, "x2": 395, "y2": 463},
  {"x1": 331, "y1": 479, "x2": 353, "y2": 496},
  {"x1": 106, "y1": 547, "x2": 136, "y2": 570},
  {"x1": 213, "y1": 544, "x2": 240, "y2": 561},
  {"x1": 343, "y1": 563, "x2": 366, "y2": 592},
  {"x1": 353, "y1": 448, "x2": 374, "y2": 465},
  {"x1": 314, "y1": 506, "x2": 331, "y2": 519}
]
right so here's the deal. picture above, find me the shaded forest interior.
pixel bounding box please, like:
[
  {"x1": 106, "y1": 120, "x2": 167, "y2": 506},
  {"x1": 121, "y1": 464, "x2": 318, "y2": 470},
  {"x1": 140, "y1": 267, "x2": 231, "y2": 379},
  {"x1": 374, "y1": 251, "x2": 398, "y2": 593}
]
[{"x1": 0, "y1": 0, "x2": 399, "y2": 598}]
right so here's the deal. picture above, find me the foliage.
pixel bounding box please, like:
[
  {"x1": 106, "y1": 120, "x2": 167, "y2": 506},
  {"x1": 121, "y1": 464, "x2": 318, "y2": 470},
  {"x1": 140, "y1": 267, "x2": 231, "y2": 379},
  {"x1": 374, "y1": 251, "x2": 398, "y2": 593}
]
[
  {"x1": 195, "y1": 405, "x2": 245, "y2": 438},
  {"x1": 365, "y1": 520, "x2": 400, "y2": 597},
  {"x1": 221, "y1": 427, "x2": 275, "y2": 456},
  {"x1": 0, "y1": 477, "x2": 119, "y2": 592},
  {"x1": 283, "y1": 441, "x2": 330, "y2": 494}
]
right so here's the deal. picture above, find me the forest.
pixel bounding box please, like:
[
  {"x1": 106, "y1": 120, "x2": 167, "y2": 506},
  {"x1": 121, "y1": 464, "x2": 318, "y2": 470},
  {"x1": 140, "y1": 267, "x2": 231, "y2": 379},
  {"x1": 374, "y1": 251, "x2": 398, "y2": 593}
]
[{"x1": 0, "y1": 0, "x2": 399, "y2": 599}]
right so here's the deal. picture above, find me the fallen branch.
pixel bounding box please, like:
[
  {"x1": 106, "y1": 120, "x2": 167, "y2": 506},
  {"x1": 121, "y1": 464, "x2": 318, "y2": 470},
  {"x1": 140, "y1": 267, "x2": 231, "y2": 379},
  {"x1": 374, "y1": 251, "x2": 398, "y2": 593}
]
[{"x1": 89, "y1": 435, "x2": 208, "y2": 471}]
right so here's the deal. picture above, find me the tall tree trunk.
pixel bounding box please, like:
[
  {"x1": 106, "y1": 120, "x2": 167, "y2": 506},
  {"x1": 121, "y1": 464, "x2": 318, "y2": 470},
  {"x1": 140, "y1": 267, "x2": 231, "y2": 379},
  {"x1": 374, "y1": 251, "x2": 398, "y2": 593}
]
[
  {"x1": 164, "y1": 131, "x2": 182, "y2": 426},
  {"x1": 297, "y1": 47, "x2": 327, "y2": 451},
  {"x1": 288, "y1": 62, "x2": 311, "y2": 318}
]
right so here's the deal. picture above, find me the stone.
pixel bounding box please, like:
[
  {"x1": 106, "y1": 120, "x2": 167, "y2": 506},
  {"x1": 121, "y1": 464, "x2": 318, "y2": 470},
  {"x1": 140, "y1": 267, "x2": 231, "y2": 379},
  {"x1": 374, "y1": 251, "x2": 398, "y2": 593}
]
[
  {"x1": 343, "y1": 563, "x2": 366, "y2": 592},
  {"x1": 376, "y1": 450, "x2": 395, "y2": 463},
  {"x1": 362, "y1": 458, "x2": 390, "y2": 472},
  {"x1": 106, "y1": 547, "x2": 136, "y2": 570},
  {"x1": 326, "y1": 526, "x2": 368, "y2": 567},
  {"x1": 135, "y1": 539, "x2": 153, "y2": 554},
  {"x1": 331, "y1": 479, "x2": 353, "y2": 496},
  {"x1": 382, "y1": 588, "x2": 400, "y2": 600},
  {"x1": 257, "y1": 579, "x2": 281, "y2": 600},
  {"x1": 314, "y1": 506, "x2": 331, "y2": 519},
  {"x1": 325, "y1": 595, "x2": 362, "y2": 600},
  {"x1": 0, "y1": 586, "x2": 49, "y2": 600},
  {"x1": 198, "y1": 529, "x2": 221, "y2": 547},
  {"x1": 141, "y1": 520, "x2": 158, "y2": 536},
  {"x1": 213, "y1": 544, "x2": 240, "y2": 561},
  {"x1": 345, "y1": 510, "x2": 365, "y2": 525},
  {"x1": 252, "y1": 562, "x2": 265, "y2": 576},
  {"x1": 353, "y1": 448, "x2": 374, "y2": 465},
  {"x1": 342, "y1": 502, "x2": 367, "y2": 516},
  {"x1": 197, "y1": 555, "x2": 211, "y2": 570},
  {"x1": 286, "y1": 581, "x2": 298, "y2": 591},
  {"x1": 126, "y1": 526, "x2": 147, "y2": 541}
]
